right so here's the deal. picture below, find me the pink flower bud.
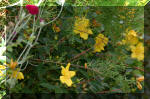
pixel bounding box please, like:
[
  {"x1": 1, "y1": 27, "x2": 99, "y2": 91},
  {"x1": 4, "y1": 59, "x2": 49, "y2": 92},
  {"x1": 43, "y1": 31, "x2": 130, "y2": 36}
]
[
  {"x1": 40, "y1": 18, "x2": 45, "y2": 26},
  {"x1": 26, "y1": 5, "x2": 39, "y2": 15}
]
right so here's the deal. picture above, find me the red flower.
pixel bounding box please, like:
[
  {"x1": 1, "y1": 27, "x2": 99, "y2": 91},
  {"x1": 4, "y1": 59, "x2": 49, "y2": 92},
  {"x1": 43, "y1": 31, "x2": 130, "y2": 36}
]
[{"x1": 26, "y1": 5, "x2": 39, "y2": 15}]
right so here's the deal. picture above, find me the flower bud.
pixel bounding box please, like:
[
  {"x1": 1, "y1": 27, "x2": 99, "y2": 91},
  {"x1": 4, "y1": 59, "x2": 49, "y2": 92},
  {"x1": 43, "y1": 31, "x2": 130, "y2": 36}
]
[{"x1": 136, "y1": 76, "x2": 144, "y2": 82}]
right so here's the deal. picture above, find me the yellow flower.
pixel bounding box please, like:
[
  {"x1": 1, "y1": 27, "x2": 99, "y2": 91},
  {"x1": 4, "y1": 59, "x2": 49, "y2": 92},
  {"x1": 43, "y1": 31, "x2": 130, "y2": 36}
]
[
  {"x1": 11, "y1": 70, "x2": 24, "y2": 80},
  {"x1": 0, "y1": 70, "x2": 3, "y2": 76},
  {"x1": 53, "y1": 24, "x2": 61, "y2": 32},
  {"x1": 136, "y1": 76, "x2": 144, "y2": 90},
  {"x1": 73, "y1": 17, "x2": 93, "y2": 40},
  {"x1": 94, "y1": 33, "x2": 108, "y2": 52},
  {"x1": 9, "y1": 59, "x2": 18, "y2": 69},
  {"x1": 131, "y1": 42, "x2": 144, "y2": 61},
  {"x1": 136, "y1": 76, "x2": 144, "y2": 82},
  {"x1": 122, "y1": 30, "x2": 139, "y2": 45},
  {"x1": 0, "y1": 65, "x2": 6, "y2": 76},
  {"x1": 60, "y1": 63, "x2": 76, "y2": 87},
  {"x1": 0, "y1": 63, "x2": 6, "y2": 76},
  {"x1": 136, "y1": 81, "x2": 142, "y2": 90},
  {"x1": 0, "y1": 65, "x2": 6, "y2": 70}
]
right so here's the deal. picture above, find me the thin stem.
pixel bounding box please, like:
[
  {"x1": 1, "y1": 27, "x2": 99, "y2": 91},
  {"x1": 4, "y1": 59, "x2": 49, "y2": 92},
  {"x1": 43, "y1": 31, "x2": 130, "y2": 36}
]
[
  {"x1": 77, "y1": 76, "x2": 100, "y2": 86},
  {"x1": 69, "y1": 47, "x2": 93, "y2": 62},
  {"x1": 31, "y1": 59, "x2": 102, "y2": 75},
  {"x1": 39, "y1": 0, "x2": 47, "y2": 15},
  {"x1": 18, "y1": 0, "x2": 23, "y2": 19},
  {"x1": 37, "y1": 0, "x2": 44, "y2": 6},
  {"x1": 18, "y1": 0, "x2": 45, "y2": 65},
  {"x1": 18, "y1": 16, "x2": 43, "y2": 66},
  {"x1": 20, "y1": 61, "x2": 29, "y2": 71},
  {"x1": 9, "y1": 15, "x2": 31, "y2": 43},
  {"x1": 17, "y1": 44, "x2": 29, "y2": 62},
  {"x1": 19, "y1": 28, "x2": 42, "y2": 65},
  {"x1": 33, "y1": 27, "x2": 42, "y2": 46},
  {"x1": 6, "y1": 14, "x2": 30, "y2": 45},
  {"x1": 97, "y1": 89, "x2": 122, "y2": 93},
  {"x1": 7, "y1": 20, "x2": 21, "y2": 45},
  {"x1": 2, "y1": 26, "x2": 6, "y2": 40},
  {"x1": 18, "y1": 44, "x2": 32, "y2": 65},
  {"x1": 17, "y1": 16, "x2": 36, "y2": 63},
  {"x1": 38, "y1": 5, "x2": 64, "y2": 28}
]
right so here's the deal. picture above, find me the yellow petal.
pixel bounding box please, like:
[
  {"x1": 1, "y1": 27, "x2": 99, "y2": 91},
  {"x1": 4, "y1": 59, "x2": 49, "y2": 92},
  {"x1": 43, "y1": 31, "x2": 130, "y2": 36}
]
[
  {"x1": 69, "y1": 71, "x2": 76, "y2": 77},
  {"x1": 137, "y1": 76, "x2": 144, "y2": 82},
  {"x1": 0, "y1": 65, "x2": 6, "y2": 69},
  {"x1": 60, "y1": 76, "x2": 65, "y2": 83},
  {"x1": 137, "y1": 54, "x2": 144, "y2": 61},
  {"x1": 60, "y1": 74, "x2": 75, "y2": 87},
  {"x1": 87, "y1": 29, "x2": 93, "y2": 34},
  {"x1": 11, "y1": 70, "x2": 24, "y2": 80},
  {"x1": 129, "y1": 30, "x2": 137, "y2": 36},
  {"x1": 73, "y1": 29, "x2": 80, "y2": 34},
  {"x1": 66, "y1": 63, "x2": 70, "y2": 70},
  {"x1": 18, "y1": 72, "x2": 24, "y2": 80},
  {"x1": 131, "y1": 42, "x2": 144, "y2": 61},
  {"x1": 65, "y1": 78, "x2": 73, "y2": 87},
  {"x1": 137, "y1": 81, "x2": 142, "y2": 90},
  {"x1": 61, "y1": 66, "x2": 66, "y2": 76},
  {"x1": 60, "y1": 76, "x2": 73, "y2": 87},
  {"x1": 10, "y1": 59, "x2": 18, "y2": 69},
  {"x1": 0, "y1": 70, "x2": 3, "y2": 76},
  {"x1": 80, "y1": 32, "x2": 88, "y2": 40}
]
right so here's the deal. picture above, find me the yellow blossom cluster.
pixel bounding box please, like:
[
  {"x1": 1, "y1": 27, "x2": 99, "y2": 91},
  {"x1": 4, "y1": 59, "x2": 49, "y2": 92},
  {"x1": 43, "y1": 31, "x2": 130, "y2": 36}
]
[
  {"x1": 8, "y1": 59, "x2": 24, "y2": 80},
  {"x1": 121, "y1": 30, "x2": 139, "y2": 46},
  {"x1": 121, "y1": 29, "x2": 144, "y2": 61},
  {"x1": 94, "y1": 33, "x2": 108, "y2": 52},
  {"x1": 60, "y1": 63, "x2": 76, "y2": 87},
  {"x1": 131, "y1": 43, "x2": 144, "y2": 61},
  {"x1": 73, "y1": 17, "x2": 93, "y2": 40},
  {"x1": 118, "y1": 8, "x2": 136, "y2": 20}
]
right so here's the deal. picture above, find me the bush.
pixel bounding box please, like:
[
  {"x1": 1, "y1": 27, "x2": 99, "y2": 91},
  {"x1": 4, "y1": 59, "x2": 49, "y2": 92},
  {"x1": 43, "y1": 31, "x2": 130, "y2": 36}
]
[{"x1": 0, "y1": 0, "x2": 147, "y2": 96}]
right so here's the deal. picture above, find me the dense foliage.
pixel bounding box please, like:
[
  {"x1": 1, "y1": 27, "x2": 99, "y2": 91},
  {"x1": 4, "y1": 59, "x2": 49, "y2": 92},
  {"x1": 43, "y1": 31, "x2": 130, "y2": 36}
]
[{"x1": 0, "y1": 0, "x2": 148, "y2": 98}]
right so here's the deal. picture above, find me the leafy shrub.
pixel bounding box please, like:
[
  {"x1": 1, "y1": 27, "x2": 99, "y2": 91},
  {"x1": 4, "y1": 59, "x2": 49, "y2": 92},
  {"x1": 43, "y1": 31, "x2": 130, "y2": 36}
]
[{"x1": 0, "y1": 0, "x2": 146, "y2": 95}]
